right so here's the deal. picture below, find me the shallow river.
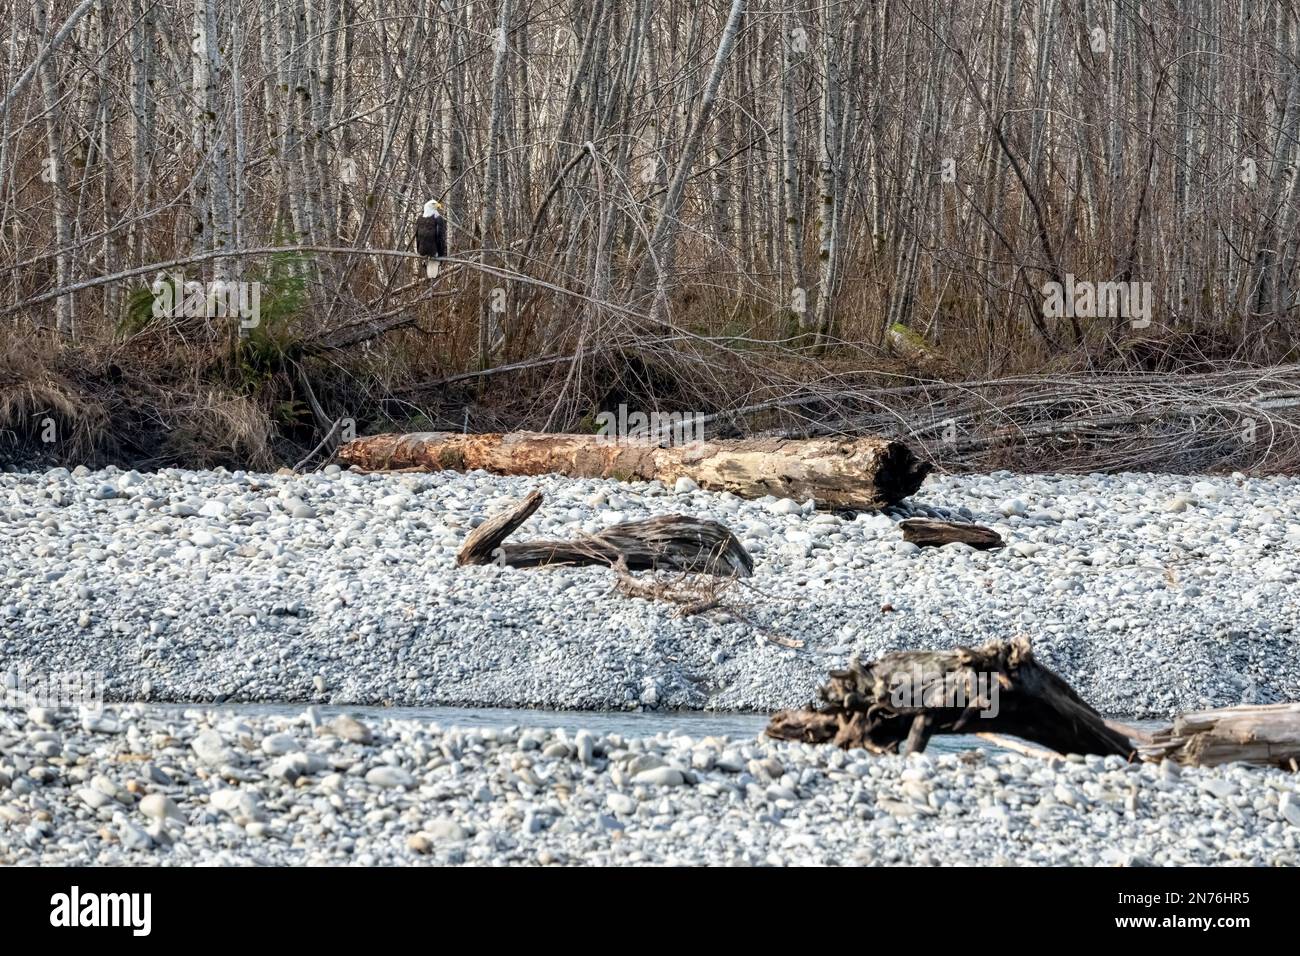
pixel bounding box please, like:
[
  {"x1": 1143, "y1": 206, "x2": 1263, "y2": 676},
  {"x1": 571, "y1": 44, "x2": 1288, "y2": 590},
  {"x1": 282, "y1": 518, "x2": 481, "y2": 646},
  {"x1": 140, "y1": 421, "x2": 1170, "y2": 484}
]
[{"x1": 146, "y1": 702, "x2": 1162, "y2": 756}]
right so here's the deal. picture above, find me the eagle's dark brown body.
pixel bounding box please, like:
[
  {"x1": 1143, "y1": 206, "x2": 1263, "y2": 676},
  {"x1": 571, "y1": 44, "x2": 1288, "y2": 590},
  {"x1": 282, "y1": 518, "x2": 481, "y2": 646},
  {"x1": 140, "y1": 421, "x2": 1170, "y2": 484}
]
[{"x1": 415, "y1": 213, "x2": 447, "y2": 258}]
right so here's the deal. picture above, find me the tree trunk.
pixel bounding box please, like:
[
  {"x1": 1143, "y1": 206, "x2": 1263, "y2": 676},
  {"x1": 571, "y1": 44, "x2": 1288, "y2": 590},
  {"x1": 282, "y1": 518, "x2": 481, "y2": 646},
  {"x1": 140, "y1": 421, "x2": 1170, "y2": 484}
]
[
  {"x1": 642, "y1": 0, "x2": 747, "y2": 320},
  {"x1": 34, "y1": 0, "x2": 74, "y2": 336},
  {"x1": 338, "y1": 431, "x2": 931, "y2": 511},
  {"x1": 478, "y1": 0, "x2": 515, "y2": 367},
  {"x1": 781, "y1": 8, "x2": 807, "y2": 328}
]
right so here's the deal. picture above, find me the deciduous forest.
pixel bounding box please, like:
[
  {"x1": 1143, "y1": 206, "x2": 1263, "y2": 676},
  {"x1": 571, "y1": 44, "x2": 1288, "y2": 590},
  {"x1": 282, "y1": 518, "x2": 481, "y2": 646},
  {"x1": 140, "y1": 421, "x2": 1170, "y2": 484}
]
[{"x1": 2, "y1": 0, "x2": 1299, "y2": 471}]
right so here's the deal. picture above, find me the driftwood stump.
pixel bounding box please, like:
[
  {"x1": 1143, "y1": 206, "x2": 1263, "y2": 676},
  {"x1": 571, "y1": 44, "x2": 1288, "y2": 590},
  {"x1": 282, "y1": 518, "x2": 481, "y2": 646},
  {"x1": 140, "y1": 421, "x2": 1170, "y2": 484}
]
[
  {"x1": 899, "y1": 518, "x2": 1002, "y2": 549},
  {"x1": 766, "y1": 637, "x2": 1134, "y2": 758},
  {"x1": 339, "y1": 431, "x2": 931, "y2": 511},
  {"x1": 457, "y1": 490, "x2": 753, "y2": 577},
  {"x1": 1142, "y1": 703, "x2": 1300, "y2": 769}
]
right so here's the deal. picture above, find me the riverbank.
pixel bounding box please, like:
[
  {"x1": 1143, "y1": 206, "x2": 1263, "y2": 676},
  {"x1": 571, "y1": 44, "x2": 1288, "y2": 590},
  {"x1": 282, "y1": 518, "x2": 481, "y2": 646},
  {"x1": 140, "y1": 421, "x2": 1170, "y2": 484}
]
[
  {"x1": 2, "y1": 703, "x2": 1296, "y2": 865},
  {"x1": 3, "y1": 466, "x2": 1298, "y2": 716}
]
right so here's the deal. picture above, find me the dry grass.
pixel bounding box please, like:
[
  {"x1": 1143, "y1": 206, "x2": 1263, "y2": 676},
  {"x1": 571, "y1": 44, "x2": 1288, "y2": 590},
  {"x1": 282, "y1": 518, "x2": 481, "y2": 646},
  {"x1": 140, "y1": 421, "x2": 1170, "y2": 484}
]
[
  {"x1": 4, "y1": 276, "x2": 1300, "y2": 477},
  {"x1": 0, "y1": 340, "x2": 107, "y2": 464},
  {"x1": 0, "y1": 330, "x2": 275, "y2": 470}
]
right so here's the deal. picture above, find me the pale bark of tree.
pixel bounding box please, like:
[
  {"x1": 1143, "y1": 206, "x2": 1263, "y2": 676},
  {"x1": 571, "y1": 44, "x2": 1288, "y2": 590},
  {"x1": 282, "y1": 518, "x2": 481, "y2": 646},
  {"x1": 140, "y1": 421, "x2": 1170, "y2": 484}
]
[
  {"x1": 643, "y1": 0, "x2": 747, "y2": 322},
  {"x1": 781, "y1": 8, "x2": 807, "y2": 327},
  {"x1": 34, "y1": 0, "x2": 73, "y2": 336},
  {"x1": 0, "y1": 0, "x2": 97, "y2": 119},
  {"x1": 440, "y1": 0, "x2": 467, "y2": 228},
  {"x1": 205, "y1": 1, "x2": 233, "y2": 279},
  {"x1": 230, "y1": 10, "x2": 246, "y2": 268},
  {"x1": 311, "y1": 0, "x2": 340, "y2": 242},
  {"x1": 191, "y1": 0, "x2": 212, "y2": 258},
  {"x1": 478, "y1": 0, "x2": 516, "y2": 367},
  {"x1": 813, "y1": 0, "x2": 865, "y2": 345},
  {"x1": 127, "y1": 0, "x2": 154, "y2": 265}
]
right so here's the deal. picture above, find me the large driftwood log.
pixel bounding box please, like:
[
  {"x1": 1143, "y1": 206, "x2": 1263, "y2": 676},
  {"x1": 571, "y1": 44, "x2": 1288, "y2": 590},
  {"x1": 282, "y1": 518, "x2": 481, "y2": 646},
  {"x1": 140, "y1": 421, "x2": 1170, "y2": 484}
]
[
  {"x1": 766, "y1": 637, "x2": 1135, "y2": 758},
  {"x1": 338, "y1": 431, "x2": 930, "y2": 510},
  {"x1": 457, "y1": 490, "x2": 753, "y2": 577},
  {"x1": 1142, "y1": 703, "x2": 1300, "y2": 770},
  {"x1": 899, "y1": 518, "x2": 1003, "y2": 549}
]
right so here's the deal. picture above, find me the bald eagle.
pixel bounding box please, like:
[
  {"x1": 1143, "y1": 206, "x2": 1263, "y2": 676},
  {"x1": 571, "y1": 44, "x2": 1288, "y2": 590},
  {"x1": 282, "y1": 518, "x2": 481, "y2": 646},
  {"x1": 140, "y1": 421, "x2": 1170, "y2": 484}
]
[{"x1": 415, "y1": 199, "x2": 448, "y2": 278}]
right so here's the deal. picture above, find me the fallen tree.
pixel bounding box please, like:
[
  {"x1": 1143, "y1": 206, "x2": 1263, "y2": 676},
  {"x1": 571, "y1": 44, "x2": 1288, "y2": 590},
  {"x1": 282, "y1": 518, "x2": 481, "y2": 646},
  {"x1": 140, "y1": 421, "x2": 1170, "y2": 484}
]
[
  {"x1": 1142, "y1": 703, "x2": 1300, "y2": 770},
  {"x1": 767, "y1": 640, "x2": 1300, "y2": 769},
  {"x1": 766, "y1": 637, "x2": 1135, "y2": 758},
  {"x1": 338, "y1": 431, "x2": 930, "y2": 511},
  {"x1": 456, "y1": 489, "x2": 754, "y2": 577}
]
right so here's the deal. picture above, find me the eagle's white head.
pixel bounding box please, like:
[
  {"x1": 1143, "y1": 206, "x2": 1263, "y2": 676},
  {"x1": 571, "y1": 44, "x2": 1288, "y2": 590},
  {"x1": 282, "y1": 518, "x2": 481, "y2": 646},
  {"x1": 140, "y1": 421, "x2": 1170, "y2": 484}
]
[{"x1": 422, "y1": 199, "x2": 442, "y2": 218}]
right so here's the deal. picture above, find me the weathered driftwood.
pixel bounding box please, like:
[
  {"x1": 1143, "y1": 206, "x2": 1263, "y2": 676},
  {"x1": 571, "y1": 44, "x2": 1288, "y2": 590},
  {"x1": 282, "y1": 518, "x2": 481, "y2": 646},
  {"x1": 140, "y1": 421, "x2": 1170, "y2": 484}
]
[
  {"x1": 457, "y1": 490, "x2": 753, "y2": 577},
  {"x1": 899, "y1": 518, "x2": 1002, "y2": 549},
  {"x1": 339, "y1": 431, "x2": 931, "y2": 511},
  {"x1": 766, "y1": 637, "x2": 1135, "y2": 758},
  {"x1": 1142, "y1": 703, "x2": 1300, "y2": 769},
  {"x1": 457, "y1": 489, "x2": 545, "y2": 562}
]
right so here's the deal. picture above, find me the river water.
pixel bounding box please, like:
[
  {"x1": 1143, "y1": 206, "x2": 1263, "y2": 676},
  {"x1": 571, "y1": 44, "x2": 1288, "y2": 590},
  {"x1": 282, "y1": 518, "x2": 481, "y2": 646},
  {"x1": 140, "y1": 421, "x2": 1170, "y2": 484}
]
[{"x1": 146, "y1": 702, "x2": 1161, "y2": 755}]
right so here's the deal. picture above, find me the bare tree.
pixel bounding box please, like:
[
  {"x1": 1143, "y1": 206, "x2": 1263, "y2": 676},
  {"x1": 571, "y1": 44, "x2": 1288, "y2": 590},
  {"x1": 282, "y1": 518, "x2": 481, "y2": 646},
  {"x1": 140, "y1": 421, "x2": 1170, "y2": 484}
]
[{"x1": 3, "y1": 0, "x2": 1300, "y2": 385}]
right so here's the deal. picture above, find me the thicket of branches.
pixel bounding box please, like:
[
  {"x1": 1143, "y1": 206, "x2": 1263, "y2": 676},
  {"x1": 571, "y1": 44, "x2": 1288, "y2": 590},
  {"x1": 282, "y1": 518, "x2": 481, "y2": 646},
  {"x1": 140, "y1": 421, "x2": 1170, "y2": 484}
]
[{"x1": 2, "y1": 0, "x2": 1300, "y2": 471}]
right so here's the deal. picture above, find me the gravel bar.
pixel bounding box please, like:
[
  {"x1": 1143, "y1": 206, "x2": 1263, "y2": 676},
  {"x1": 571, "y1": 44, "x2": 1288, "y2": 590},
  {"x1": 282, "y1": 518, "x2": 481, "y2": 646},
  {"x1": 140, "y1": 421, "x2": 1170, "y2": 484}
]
[
  {"x1": 2, "y1": 704, "x2": 1297, "y2": 866},
  {"x1": 3, "y1": 465, "x2": 1300, "y2": 717}
]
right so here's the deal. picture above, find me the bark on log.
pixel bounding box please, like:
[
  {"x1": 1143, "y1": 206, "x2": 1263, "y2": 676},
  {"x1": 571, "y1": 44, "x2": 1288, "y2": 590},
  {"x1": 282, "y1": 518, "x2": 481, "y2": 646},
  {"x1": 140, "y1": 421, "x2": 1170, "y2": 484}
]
[
  {"x1": 1142, "y1": 703, "x2": 1300, "y2": 769},
  {"x1": 766, "y1": 637, "x2": 1135, "y2": 758},
  {"x1": 900, "y1": 518, "x2": 1003, "y2": 549},
  {"x1": 456, "y1": 489, "x2": 753, "y2": 577},
  {"x1": 338, "y1": 431, "x2": 930, "y2": 510}
]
